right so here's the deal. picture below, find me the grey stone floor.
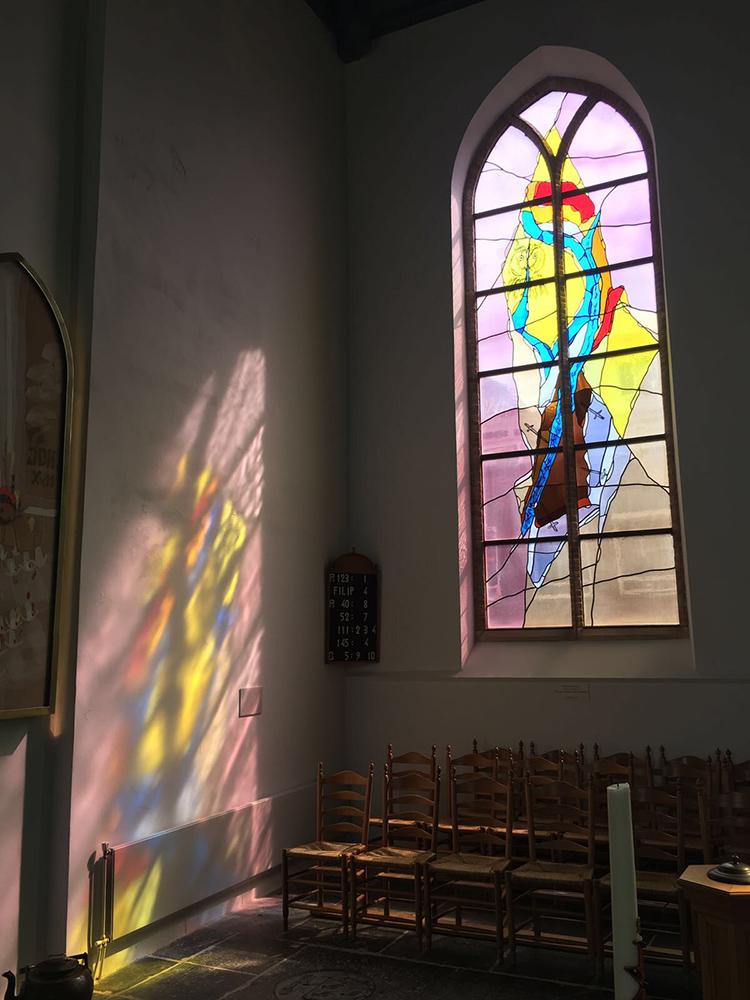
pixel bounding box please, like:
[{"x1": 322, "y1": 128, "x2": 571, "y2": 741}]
[{"x1": 95, "y1": 898, "x2": 701, "y2": 1000}]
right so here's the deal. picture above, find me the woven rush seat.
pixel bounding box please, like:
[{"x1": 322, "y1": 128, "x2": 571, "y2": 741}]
[
  {"x1": 509, "y1": 860, "x2": 594, "y2": 889},
  {"x1": 600, "y1": 868, "x2": 678, "y2": 901},
  {"x1": 357, "y1": 845, "x2": 434, "y2": 866},
  {"x1": 429, "y1": 852, "x2": 510, "y2": 876},
  {"x1": 287, "y1": 840, "x2": 366, "y2": 859}
]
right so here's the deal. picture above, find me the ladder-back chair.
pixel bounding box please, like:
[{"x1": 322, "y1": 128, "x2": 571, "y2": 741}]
[
  {"x1": 425, "y1": 769, "x2": 513, "y2": 960},
  {"x1": 351, "y1": 763, "x2": 440, "y2": 948},
  {"x1": 595, "y1": 785, "x2": 690, "y2": 973},
  {"x1": 505, "y1": 776, "x2": 598, "y2": 972},
  {"x1": 282, "y1": 762, "x2": 374, "y2": 938}
]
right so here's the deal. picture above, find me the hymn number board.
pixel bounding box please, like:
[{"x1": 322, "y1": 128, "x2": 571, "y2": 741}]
[{"x1": 326, "y1": 551, "x2": 379, "y2": 663}]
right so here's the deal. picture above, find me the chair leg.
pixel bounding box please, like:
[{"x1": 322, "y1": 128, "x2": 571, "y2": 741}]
[
  {"x1": 583, "y1": 881, "x2": 597, "y2": 977},
  {"x1": 281, "y1": 850, "x2": 289, "y2": 931},
  {"x1": 341, "y1": 855, "x2": 348, "y2": 940},
  {"x1": 504, "y1": 871, "x2": 516, "y2": 964},
  {"x1": 350, "y1": 856, "x2": 358, "y2": 940},
  {"x1": 415, "y1": 862, "x2": 423, "y2": 951},
  {"x1": 678, "y1": 887, "x2": 692, "y2": 975},
  {"x1": 424, "y1": 866, "x2": 433, "y2": 952},
  {"x1": 494, "y1": 870, "x2": 504, "y2": 964}
]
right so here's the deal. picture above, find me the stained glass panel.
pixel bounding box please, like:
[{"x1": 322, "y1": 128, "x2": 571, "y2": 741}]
[
  {"x1": 561, "y1": 179, "x2": 653, "y2": 274},
  {"x1": 480, "y1": 366, "x2": 558, "y2": 455},
  {"x1": 566, "y1": 101, "x2": 647, "y2": 186},
  {"x1": 578, "y1": 439, "x2": 672, "y2": 536},
  {"x1": 519, "y1": 91, "x2": 587, "y2": 142},
  {"x1": 470, "y1": 84, "x2": 682, "y2": 634},
  {"x1": 486, "y1": 542, "x2": 573, "y2": 628},
  {"x1": 581, "y1": 533, "x2": 679, "y2": 626},
  {"x1": 474, "y1": 127, "x2": 550, "y2": 215}
]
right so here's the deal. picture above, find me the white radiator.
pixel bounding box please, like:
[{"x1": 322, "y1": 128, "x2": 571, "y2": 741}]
[{"x1": 99, "y1": 782, "x2": 315, "y2": 941}]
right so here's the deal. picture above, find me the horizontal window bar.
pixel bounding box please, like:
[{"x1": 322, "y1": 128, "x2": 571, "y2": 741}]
[
  {"x1": 483, "y1": 536, "x2": 570, "y2": 547},
  {"x1": 573, "y1": 433, "x2": 665, "y2": 452},
  {"x1": 482, "y1": 527, "x2": 672, "y2": 548},
  {"x1": 563, "y1": 255, "x2": 654, "y2": 284},
  {"x1": 472, "y1": 171, "x2": 650, "y2": 222},
  {"x1": 478, "y1": 343, "x2": 658, "y2": 379},
  {"x1": 475, "y1": 255, "x2": 655, "y2": 298},
  {"x1": 480, "y1": 445, "x2": 561, "y2": 461}
]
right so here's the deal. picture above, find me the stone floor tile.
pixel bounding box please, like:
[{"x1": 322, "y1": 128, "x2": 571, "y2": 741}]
[
  {"x1": 97, "y1": 958, "x2": 177, "y2": 994},
  {"x1": 186, "y1": 934, "x2": 297, "y2": 974},
  {"x1": 122, "y1": 962, "x2": 253, "y2": 1000},
  {"x1": 153, "y1": 925, "x2": 235, "y2": 959}
]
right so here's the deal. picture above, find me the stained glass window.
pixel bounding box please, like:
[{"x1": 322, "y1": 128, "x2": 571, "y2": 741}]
[{"x1": 465, "y1": 82, "x2": 687, "y2": 636}]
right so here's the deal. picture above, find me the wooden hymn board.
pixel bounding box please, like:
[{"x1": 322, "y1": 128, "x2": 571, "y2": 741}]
[{"x1": 326, "y1": 551, "x2": 379, "y2": 663}]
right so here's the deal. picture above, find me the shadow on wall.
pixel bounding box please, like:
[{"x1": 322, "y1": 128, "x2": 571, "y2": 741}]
[{"x1": 66, "y1": 349, "x2": 268, "y2": 972}]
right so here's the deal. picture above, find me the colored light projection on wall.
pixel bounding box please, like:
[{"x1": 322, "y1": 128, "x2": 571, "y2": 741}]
[
  {"x1": 67, "y1": 350, "x2": 268, "y2": 969},
  {"x1": 472, "y1": 89, "x2": 681, "y2": 630}
]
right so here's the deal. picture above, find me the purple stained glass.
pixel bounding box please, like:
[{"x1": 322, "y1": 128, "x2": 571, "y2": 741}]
[
  {"x1": 471, "y1": 87, "x2": 678, "y2": 632},
  {"x1": 519, "y1": 90, "x2": 587, "y2": 143},
  {"x1": 567, "y1": 101, "x2": 647, "y2": 187},
  {"x1": 485, "y1": 543, "x2": 573, "y2": 628},
  {"x1": 474, "y1": 127, "x2": 548, "y2": 215},
  {"x1": 477, "y1": 294, "x2": 513, "y2": 372},
  {"x1": 562, "y1": 179, "x2": 653, "y2": 274}
]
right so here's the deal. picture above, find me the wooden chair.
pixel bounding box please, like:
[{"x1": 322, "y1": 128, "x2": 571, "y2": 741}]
[
  {"x1": 698, "y1": 786, "x2": 750, "y2": 863},
  {"x1": 425, "y1": 769, "x2": 513, "y2": 960},
  {"x1": 282, "y1": 762, "x2": 373, "y2": 938},
  {"x1": 593, "y1": 745, "x2": 654, "y2": 787},
  {"x1": 351, "y1": 763, "x2": 440, "y2": 948},
  {"x1": 722, "y1": 750, "x2": 750, "y2": 793},
  {"x1": 659, "y1": 755, "x2": 714, "y2": 852},
  {"x1": 370, "y1": 744, "x2": 437, "y2": 834},
  {"x1": 504, "y1": 776, "x2": 598, "y2": 972},
  {"x1": 472, "y1": 739, "x2": 514, "y2": 780},
  {"x1": 530, "y1": 746, "x2": 582, "y2": 787},
  {"x1": 595, "y1": 785, "x2": 691, "y2": 972},
  {"x1": 444, "y1": 745, "x2": 499, "y2": 825}
]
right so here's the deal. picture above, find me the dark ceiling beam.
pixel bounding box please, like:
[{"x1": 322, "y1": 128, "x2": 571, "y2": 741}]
[{"x1": 306, "y1": 0, "x2": 487, "y2": 62}]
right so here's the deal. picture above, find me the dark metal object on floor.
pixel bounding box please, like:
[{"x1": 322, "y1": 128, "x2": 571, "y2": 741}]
[{"x1": 3, "y1": 955, "x2": 94, "y2": 1000}]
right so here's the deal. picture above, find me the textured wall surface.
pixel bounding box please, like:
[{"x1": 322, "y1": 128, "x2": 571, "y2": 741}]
[{"x1": 66, "y1": 0, "x2": 348, "y2": 972}]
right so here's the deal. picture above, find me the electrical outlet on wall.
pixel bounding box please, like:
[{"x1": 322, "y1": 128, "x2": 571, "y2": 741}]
[{"x1": 239, "y1": 686, "x2": 262, "y2": 717}]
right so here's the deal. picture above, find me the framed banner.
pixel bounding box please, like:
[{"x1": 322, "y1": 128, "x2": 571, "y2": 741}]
[{"x1": 0, "y1": 253, "x2": 73, "y2": 718}]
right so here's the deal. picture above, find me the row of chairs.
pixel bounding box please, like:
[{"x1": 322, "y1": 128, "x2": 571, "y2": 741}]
[{"x1": 281, "y1": 750, "x2": 750, "y2": 973}]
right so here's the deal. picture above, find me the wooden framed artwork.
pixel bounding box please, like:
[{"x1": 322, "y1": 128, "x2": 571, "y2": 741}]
[{"x1": 0, "y1": 253, "x2": 73, "y2": 719}]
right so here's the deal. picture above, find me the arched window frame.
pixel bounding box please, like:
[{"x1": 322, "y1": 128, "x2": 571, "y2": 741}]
[{"x1": 462, "y1": 77, "x2": 688, "y2": 641}]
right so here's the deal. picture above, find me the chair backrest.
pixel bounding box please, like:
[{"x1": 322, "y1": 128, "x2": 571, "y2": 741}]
[
  {"x1": 525, "y1": 775, "x2": 595, "y2": 866},
  {"x1": 446, "y1": 746, "x2": 498, "y2": 819},
  {"x1": 592, "y1": 756, "x2": 633, "y2": 787},
  {"x1": 661, "y1": 756, "x2": 715, "y2": 797},
  {"x1": 451, "y1": 769, "x2": 513, "y2": 858},
  {"x1": 472, "y1": 740, "x2": 514, "y2": 774},
  {"x1": 723, "y1": 751, "x2": 750, "y2": 793},
  {"x1": 383, "y1": 762, "x2": 441, "y2": 852},
  {"x1": 698, "y1": 786, "x2": 750, "y2": 863},
  {"x1": 317, "y1": 762, "x2": 374, "y2": 845},
  {"x1": 524, "y1": 753, "x2": 564, "y2": 780},
  {"x1": 387, "y1": 743, "x2": 437, "y2": 781},
  {"x1": 630, "y1": 785, "x2": 685, "y2": 873}
]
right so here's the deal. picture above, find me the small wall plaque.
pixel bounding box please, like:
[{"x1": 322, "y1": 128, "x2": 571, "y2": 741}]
[{"x1": 325, "y1": 551, "x2": 379, "y2": 664}]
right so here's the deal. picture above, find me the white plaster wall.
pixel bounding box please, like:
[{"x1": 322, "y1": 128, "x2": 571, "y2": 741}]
[
  {"x1": 343, "y1": 0, "x2": 750, "y2": 753},
  {"x1": 66, "y1": 0, "x2": 348, "y2": 970}
]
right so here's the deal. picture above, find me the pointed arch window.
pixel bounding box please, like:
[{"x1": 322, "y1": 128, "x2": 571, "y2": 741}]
[{"x1": 465, "y1": 81, "x2": 687, "y2": 637}]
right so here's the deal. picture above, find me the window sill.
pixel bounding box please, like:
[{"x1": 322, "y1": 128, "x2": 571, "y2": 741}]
[{"x1": 462, "y1": 634, "x2": 696, "y2": 679}]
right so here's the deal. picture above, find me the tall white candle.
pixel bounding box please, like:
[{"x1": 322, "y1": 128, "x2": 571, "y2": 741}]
[{"x1": 607, "y1": 782, "x2": 640, "y2": 1000}]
